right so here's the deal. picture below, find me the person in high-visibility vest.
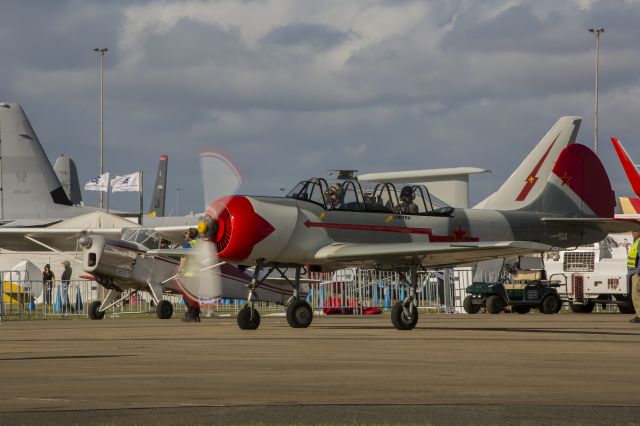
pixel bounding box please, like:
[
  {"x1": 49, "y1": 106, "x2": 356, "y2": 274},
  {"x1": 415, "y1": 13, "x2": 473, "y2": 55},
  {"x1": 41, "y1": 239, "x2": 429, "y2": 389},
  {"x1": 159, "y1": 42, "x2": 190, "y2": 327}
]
[
  {"x1": 178, "y1": 228, "x2": 201, "y2": 322},
  {"x1": 627, "y1": 231, "x2": 640, "y2": 323}
]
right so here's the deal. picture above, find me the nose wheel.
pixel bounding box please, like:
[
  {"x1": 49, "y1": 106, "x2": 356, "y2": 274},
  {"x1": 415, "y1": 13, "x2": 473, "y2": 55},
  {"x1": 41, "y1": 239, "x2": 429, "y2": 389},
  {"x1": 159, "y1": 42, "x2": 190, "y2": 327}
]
[
  {"x1": 237, "y1": 305, "x2": 261, "y2": 330},
  {"x1": 286, "y1": 300, "x2": 313, "y2": 328},
  {"x1": 390, "y1": 265, "x2": 420, "y2": 330}
]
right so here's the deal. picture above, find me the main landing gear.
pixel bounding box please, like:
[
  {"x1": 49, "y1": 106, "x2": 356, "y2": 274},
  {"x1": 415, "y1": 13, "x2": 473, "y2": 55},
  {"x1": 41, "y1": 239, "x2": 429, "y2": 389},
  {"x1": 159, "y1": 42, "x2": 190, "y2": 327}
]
[
  {"x1": 236, "y1": 264, "x2": 314, "y2": 330},
  {"x1": 390, "y1": 265, "x2": 420, "y2": 330}
]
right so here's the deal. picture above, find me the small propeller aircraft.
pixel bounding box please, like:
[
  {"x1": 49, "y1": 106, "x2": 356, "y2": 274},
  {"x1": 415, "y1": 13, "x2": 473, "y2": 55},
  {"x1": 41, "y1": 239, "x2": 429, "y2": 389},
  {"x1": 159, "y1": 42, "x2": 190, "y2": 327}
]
[{"x1": 191, "y1": 116, "x2": 640, "y2": 330}]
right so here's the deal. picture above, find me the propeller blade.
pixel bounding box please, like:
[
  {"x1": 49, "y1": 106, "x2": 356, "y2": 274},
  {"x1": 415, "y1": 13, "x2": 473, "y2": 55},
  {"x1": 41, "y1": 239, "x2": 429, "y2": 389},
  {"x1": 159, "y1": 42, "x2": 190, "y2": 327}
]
[
  {"x1": 200, "y1": 149, "x2": 243, "y2": 211},
  {"x1": 175, "y1": 238, "x2": 223, "y2": 309}
]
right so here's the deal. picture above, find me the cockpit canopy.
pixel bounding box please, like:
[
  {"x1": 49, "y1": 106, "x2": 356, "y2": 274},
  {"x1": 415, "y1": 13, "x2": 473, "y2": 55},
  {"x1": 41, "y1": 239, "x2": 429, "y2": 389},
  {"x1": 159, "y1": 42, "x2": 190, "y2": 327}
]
[
  {"x1": 121, "y1": 228, "x2": 161, "y2": 250},
  {"x1": 286, "y1": 177, "x2": 453, "y2": 216}
]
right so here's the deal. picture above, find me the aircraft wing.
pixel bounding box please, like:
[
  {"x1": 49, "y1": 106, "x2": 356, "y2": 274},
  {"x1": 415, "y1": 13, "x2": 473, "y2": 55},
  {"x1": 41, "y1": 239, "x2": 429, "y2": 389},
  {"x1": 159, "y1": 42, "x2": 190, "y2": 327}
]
[
  {"x1": 541, "y1": 217, "x2": 640, "y2": 233},
  {"x1": 0, "y1": 225, "x2": 193, "y2": 252},
  {"x1": 0, "y1": 227, "x2": 124, "y2": 251},
  {"x1": 313, "y1": 241, "x2": 556, "y2": 269}
]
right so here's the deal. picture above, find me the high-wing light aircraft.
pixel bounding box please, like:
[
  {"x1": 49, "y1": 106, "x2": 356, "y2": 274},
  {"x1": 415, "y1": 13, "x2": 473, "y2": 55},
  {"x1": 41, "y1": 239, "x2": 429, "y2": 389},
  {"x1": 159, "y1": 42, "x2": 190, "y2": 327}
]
[{"x1": 192, "y1": 116, "x2": 640, "y2": 330}]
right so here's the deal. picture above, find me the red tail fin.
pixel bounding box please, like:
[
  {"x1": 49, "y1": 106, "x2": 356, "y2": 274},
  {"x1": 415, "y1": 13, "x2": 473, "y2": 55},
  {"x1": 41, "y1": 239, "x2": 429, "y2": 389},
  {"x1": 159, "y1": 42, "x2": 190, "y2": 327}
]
[
  {"x1": 550, "y1": 144, "x2": 615, "y2": 217},
  {"x1": 611, "y1": 137, "x2": 640, "y2": 196}
]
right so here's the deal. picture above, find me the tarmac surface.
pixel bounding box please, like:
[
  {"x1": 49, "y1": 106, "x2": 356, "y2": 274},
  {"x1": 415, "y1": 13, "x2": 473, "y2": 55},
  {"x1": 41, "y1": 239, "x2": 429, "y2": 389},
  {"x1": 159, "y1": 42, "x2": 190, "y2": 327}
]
[{"x1": 1, "y1": 313, "x2": 640, "y2": 425}]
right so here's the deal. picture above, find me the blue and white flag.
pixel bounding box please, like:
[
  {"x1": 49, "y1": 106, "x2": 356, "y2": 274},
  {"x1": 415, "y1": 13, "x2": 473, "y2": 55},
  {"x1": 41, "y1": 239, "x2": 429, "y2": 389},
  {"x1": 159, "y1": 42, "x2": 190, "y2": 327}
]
[
  {"x1": 111, "y1": 172, "x2": 141, "y2": 192},
  {"x1": 84, "y1": 172, "x2": 109, "y2": 192}
]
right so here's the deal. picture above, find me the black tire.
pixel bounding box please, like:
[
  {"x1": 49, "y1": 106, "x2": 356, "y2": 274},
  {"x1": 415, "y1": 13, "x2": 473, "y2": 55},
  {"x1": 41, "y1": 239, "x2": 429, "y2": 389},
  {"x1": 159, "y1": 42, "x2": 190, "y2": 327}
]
[
  {"x1": 541, "y1": 295, "x2": 562, "y2": 314},
  {"x1": 618, "y1": 304, "x2": 636, "y2": 314},
  {"x1": 614, "y1": 295, "x2": 636, "y2": 314},
  {"x1": 485, "y1": 295, "x2": 504, "y2": 314},
  {"x1": 286, "y1": 300, "x2": 313, "y2": 328},
  {"x1": 156, "y1": 300, "x2": 174, "y2": 319},
  {"x1": 237, "y1": 306, "x2": 261, "y2": 330},
  {"x1": 463, "y1": 296, "x2": 481, "y2": 314},
  {"x1": 88, "y1": 300, "x2": 105, "y2": 320},
  {"x1": 390, "y1": 301, "x2": 419, "y2": 330},
  {"x1": 512, "y1": 305, "x2": 531, "y2": 314},
  {"x1": 570, "y1": 302, "x2": 595, "y2": 313}
]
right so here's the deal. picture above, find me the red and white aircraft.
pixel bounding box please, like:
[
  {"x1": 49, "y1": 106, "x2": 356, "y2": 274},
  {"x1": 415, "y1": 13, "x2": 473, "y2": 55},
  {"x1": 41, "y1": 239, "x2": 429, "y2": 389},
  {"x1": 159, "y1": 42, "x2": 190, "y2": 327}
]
[{"x1": 191, "y1": 116, "x2": 638, "y2": 330}]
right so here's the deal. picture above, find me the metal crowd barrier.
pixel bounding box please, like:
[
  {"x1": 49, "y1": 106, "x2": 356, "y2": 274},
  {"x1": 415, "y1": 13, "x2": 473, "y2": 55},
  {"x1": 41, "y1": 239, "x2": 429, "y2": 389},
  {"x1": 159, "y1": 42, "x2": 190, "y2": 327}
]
[
  {"x1": 1, "y1": 267, "x2": 475, "y2": 321},
  {"x1": 306, "y1": 267, "x2": 474, "y2": 314}
]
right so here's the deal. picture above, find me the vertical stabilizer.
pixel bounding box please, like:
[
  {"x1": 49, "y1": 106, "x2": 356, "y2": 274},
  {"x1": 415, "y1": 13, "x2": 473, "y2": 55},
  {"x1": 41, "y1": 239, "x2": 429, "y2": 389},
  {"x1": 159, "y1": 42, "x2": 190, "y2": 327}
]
[
  {"x1": 0, "y1": 103, "x2": 73, "y2": 220},
  {"x1": 148, "y1": 155, "x2": 168, "y2": 216},
  {"x1": 475, "y1": 116, "x2": 581, "y2": 210},
  {"x1": 611, "y1": 137, "x2": 640, "y2": 196},
  {"x1": 54, "y1": 155, "x2": 83, "y2": 205}
]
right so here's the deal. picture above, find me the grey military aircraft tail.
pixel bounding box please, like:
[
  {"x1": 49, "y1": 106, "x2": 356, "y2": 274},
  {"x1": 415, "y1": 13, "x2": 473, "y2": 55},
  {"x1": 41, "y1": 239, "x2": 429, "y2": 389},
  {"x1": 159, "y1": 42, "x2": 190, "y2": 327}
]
[
  {"x1": 148, "y1": 155, "x2": 168, "y2": 216},
  {"x1": 54, "y1": 154, "x2": 83, "y2": 206},
  {"x1": 0, "y1": 102, "x2": 96, "y2": 224}
]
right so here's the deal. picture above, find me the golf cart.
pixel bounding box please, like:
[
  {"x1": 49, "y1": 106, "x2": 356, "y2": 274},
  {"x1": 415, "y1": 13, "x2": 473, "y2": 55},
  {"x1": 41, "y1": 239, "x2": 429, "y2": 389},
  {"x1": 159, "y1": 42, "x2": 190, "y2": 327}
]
[{"x1": 464, "y1": 256, "x2": 564, "y2": 315}]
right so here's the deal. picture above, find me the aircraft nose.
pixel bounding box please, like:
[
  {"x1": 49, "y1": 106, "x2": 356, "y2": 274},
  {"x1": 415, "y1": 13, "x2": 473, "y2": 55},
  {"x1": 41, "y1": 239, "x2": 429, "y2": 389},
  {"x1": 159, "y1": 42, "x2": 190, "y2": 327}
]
[{"x1": 208, "y1": 196, "x2": 275, "y2": 263}]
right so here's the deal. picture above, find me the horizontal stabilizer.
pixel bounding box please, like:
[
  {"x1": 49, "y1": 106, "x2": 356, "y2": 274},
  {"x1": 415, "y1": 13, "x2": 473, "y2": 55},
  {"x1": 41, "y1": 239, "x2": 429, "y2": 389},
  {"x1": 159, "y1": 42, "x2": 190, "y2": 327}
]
[{"x1": 542, "y1": 217, "x2": 640, "y2": 233}]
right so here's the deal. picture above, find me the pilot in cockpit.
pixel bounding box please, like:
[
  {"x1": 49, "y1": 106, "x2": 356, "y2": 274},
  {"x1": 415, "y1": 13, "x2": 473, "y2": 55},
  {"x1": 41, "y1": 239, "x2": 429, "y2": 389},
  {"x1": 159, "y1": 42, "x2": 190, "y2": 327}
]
[
  {"x1": 396, "y1": 185, "x2": 419, "y2": 214},
  {"x1": 327, "y1": 184, "x2": 343, "y2": 210}
]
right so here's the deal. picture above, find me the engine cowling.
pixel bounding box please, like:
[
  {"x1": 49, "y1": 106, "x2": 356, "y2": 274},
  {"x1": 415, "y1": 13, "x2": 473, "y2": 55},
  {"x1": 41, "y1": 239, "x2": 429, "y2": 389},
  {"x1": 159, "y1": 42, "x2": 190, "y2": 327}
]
[{"x1": 202, "y1": 196, "x2": 297, "y2": 264}]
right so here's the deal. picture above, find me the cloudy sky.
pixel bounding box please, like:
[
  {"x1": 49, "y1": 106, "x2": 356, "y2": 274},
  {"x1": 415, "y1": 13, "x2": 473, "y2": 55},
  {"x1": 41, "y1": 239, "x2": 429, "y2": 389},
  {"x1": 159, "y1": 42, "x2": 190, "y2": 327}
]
[{"x1": 2, "y1": 0, "x2": 639, "y2": 214}]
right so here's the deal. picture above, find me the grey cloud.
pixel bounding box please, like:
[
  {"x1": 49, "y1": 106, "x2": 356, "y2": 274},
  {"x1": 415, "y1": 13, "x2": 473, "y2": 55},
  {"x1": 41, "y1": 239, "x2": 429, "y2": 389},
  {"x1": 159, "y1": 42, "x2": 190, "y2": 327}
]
[
  {"x1": 262, "y1": 22, "x2": 352, "y2": 51},
  {"x1": 139, "y1": 18, "x2": 247, "y2": 68},
  {"x1": 0, "y1": 1, "x2": 122, "y2": 71},
  {"x1": 4, "y1": 0, "x2": 640, "y2": 214}
]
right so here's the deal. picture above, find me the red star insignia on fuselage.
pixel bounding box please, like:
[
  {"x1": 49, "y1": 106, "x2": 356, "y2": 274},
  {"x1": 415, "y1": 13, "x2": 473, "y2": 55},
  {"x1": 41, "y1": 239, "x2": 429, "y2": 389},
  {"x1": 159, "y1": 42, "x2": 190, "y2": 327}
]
[
  {"x1": 453, "y1": 226, "x2": 468, "y2": 242},
  {"x1": 559, "y1": 171, "x2": 572, "y2": 186}
]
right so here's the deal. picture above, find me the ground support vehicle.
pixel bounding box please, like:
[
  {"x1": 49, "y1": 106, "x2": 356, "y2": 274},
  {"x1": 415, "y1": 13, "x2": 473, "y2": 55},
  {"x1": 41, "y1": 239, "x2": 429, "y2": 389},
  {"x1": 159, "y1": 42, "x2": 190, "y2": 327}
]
[
  {"x1": 544, "y1": 234, "x2": 635, "y2": 314},
  {"x1": 464, "y1": 263, "x2": 563, "y2": 314},
  {"x1": 464, "y1": 280, "x2": 563, "y2": 315}
]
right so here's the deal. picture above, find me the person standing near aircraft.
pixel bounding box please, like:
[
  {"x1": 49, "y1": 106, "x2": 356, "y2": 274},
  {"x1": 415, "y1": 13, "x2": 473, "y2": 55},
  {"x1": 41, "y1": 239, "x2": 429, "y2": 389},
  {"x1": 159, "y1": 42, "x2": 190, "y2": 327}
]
[
  {"x1": 61, "y1": 260, "x2": 72, "y2": 313},
  {"x1": 627, "y1": 231, "x2": 640, "y2": 323},
  {"x1": 42, "y1": 264, "x2": 54, "y2": 306},
  {"x1": 179, "y1": 228, "x2": 201, "y2": 322},
  {"x1": 396, "y1": 186, "x2": 419, "y2": 214}
]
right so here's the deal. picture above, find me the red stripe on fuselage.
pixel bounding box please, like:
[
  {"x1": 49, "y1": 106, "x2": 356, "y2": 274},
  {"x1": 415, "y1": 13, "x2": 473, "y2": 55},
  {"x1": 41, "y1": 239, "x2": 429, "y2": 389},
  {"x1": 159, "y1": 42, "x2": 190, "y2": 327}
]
[
  {"x1": 515, "y1": 134, "x2": 559, "y2": 201},
  {"x1": 303, "y1": 220, "x2": 478, "y2": 242}
]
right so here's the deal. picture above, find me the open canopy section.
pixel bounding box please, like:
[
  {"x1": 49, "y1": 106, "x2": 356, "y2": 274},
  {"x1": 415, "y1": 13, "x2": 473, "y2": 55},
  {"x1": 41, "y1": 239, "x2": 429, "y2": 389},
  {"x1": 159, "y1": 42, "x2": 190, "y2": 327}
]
[{"x1": 286, "y1": 177, "x2": 453, "y2": 216}]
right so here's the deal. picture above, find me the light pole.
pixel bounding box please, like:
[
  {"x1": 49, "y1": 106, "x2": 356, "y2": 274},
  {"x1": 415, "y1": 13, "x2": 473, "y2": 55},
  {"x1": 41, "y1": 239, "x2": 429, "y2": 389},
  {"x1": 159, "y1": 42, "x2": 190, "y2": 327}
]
[
  {"x1": 176, "y1": 188, "x2": 181, "y2": 216},
  {"x1": 588, "y1": 28, "x2": 604, "y2": 154},
  {"x1": 93, "y1": 47, "x2": 109, "y2": 208}
]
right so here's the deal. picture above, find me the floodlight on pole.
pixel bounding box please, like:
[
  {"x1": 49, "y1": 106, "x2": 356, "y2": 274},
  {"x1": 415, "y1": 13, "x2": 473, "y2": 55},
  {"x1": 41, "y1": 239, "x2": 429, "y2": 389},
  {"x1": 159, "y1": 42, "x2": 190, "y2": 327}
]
[
  {"x1": 588, "y1": 28, "x2": 604, "y2": 154},
  {"x1": 93, "y1": 47, "x2": 109, "y2": 208}
]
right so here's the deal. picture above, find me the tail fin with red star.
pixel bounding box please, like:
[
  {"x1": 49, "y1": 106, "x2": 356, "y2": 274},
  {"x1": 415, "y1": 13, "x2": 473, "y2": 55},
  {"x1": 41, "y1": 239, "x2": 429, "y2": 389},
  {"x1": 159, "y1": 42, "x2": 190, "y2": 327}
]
[{"x1": 475, "y1": 116, "x2": 615, "y2": 218}]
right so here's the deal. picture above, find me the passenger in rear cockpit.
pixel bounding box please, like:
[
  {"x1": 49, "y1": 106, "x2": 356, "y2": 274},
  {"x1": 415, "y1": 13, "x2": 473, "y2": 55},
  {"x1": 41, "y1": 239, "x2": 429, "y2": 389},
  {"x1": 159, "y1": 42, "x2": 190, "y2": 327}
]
[
  {"x1": 396, "y1": 186, "x2": 419, "y2": 215},
  {"x1": 327, "y1": 184, "x2": 343, "y2": 210}
]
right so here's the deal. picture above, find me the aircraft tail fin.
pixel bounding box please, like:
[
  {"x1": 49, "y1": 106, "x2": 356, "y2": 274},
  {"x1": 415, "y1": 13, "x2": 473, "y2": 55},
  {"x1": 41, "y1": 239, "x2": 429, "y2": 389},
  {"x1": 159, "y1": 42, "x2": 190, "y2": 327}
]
[
  {"x1": 54, "y1": 155, "x2": 83, "y2": 205},
  {"x1": 0, "y1": 103, "x2": 73, "y2": 220},
  {"x1": 611, "y1": 137, "x2": 640, "y2": 196},
  {"x1": 475, "y1": 116, "x2": 615, "y2": 218},
  {"x1": 148, "y1": 155, "x2": 168, "y2": 216}
]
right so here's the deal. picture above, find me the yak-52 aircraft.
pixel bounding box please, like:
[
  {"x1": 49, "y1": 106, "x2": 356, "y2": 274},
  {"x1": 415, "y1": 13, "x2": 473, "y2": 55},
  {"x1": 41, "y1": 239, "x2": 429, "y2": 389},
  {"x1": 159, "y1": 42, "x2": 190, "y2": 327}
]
[{"x1": 187, "y1": 116, "x2": 640, "y2": 330}]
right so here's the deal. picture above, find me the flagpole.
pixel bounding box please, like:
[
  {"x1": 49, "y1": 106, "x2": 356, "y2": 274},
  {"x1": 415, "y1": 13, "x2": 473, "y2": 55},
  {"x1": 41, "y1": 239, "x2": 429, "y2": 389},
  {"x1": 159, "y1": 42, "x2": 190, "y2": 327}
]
[
  {"x1": 106, "y1": 176, "x2": 110, "y2": 213},
  {"x1": 139, "y1": 170, "x2": 143, "y2": 225}
]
